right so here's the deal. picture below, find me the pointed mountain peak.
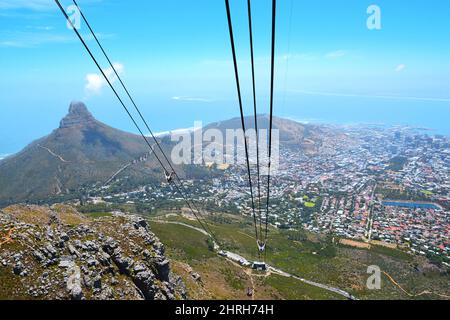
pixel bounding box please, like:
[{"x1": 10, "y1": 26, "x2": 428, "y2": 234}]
[
  {"x1": 69, "y1": 101, "x2": 91, "y2": 116},
  {"x1": 60, "y1": 101, "x2": 95, "y2": 128}
]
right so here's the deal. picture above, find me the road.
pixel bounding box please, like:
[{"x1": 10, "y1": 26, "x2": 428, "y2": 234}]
[
  {"x1": 365, "y1": 183, "x2": 377, "y2": 241},
  {"x1": 269, "y1": 266, "x2": 356, "y2": 300},
  {"x1": 152, "y1": 219, "x2": 357, "y2": 300}
]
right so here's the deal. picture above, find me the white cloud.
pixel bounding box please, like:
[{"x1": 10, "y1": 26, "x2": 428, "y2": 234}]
[
  {"x1": 27, "y1": 25, "x2": 54, "y2": 31},
  {"x1": 0, "y1": 0, "x2": 55, "y2": 11},
  {"x1": 395, "y1": 64, "x2": 406, "y2": 72},
  {"x1": 0, "y1": 33, "x2": 74, "y2": 48},
  {"x1": 85, "y1": 62, "x2": 124, "y2": 95},
  {"x1": 0, "y1": 0, "x2": 102, "y2": 11},
  {"x1": 0, "y1": 30, "x2": 114, "y2": 48},
  {"x1": 153, "y1": 127, "x2": 195, "y2": 137},
  {"x1": 281, "y1": 53, "x2": 318, "y2": 62},
  {"x1": 171, "y1": 96, "x2": 213, "y2": 103},
  {"x1": 325, "y1": 50, "x2": 347, "y2": 59}
]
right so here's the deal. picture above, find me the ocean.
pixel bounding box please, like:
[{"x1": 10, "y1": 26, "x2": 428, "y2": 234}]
[{"x1": 1, "y1": 95, "x2": 449, "y2": 156}]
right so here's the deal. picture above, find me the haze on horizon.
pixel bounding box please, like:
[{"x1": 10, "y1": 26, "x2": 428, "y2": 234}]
[{"x1": 1, "y1": 0, "x2": 450, "y2": 155}]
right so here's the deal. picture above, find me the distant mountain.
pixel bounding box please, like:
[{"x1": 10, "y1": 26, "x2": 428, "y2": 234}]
[
  {"x1": 0, "y1": 102, "x2": 172, "y2": 204},
  {"x1": 204, "y1": 115, "x2": 335, "y2": 154},
  {"x1": 0, "y1": 102, "x2": 351, "y2": 205}
]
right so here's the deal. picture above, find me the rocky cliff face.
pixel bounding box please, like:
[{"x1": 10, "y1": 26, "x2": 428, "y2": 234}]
[
  {"x1": 0, "y1": 205, "x2": 186, "y2": 300},
  {"x1": 59, "y1": 101, "x2": 96, "y2": 129}
]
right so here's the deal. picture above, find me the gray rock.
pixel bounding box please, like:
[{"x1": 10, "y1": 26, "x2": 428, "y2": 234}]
[
  {"x1": 33, "y1": 250, "x2": 45, "y2": 262},
  {"x1": 110, "y1": 277, "x2": 119, "y2": 286},
  {"x1": 155, "y1": 258, "x2": 170, "y2": 281},
  {"x1": 191, "y1": 272, "x2": 201, "y2": 282},
  {"x1": 87, "y1": 259, "x2": 98, "y2": 267},
  {"x1": 82, "y1": 240, "x2": 99, "y2": 252},
  {"x1": 13, "y1": 253, "x2": 23, "y2": 262},
  {"x1": 68, "y1": 244, "x2": 80, "y2": 257},
  {"x1": 44, "y1": 244, "x2": 58, "y2": 259},
  {"x1": 66, "y1": 265, "x2": 83, "y2": 300},
  {"x1": 113, "y1": 255, "x2": 134, "y2": 275},
  {"x1": 133, "y1": 218, "x2": 148, "y2": 230},
  {"x1": 45, "y1": 227, "x2": 54, "y2": 239},
  {"x1": 154, "y1": 291, "x2": 167, "y2": 300},
  {"x1": 56, "y1": 240, "x2": 65, "y2": 249},
  {"x1": 133, "y1": 263, "x2": 146, "y2": 274},
  {"x1": 13, "y1": 262, "x2": 25, "y2": 276},
  {"x1": 80, "y1": 265, "x2": 90, "y2": 275},
  {"x1": 60, "y1": 232, "x2": 70, "y2": 241},
  {"x1": 83, "y1": 274, "x2": 93, "y2": 288},
  {"x1": 143, "y1": 249, "x2": 152, "y2": 259},
  {"x1": 59, "y1": 258, "x2": 74, "y2": 268},
  {"x1": 133, "y1": 270, "x2": 157, "y2": 300},
  {"x1": 102, "y1": 237, "x2": 118, "y2": 255},
  {"x1": 98, "y1": 252, "x2": 111, "y2": 266},
  {"x1": 98, "y1": 286, "x2": 114, "y2": 300},
  {"x1": 93, "y1": 275, "x2": 102, "y2": 289},
  {"x1": 0, "y1": 208, "x2": 185, "y2": 301},
  {"x1": 73, "y1": 240, "x2": 82, "y2": 249}
]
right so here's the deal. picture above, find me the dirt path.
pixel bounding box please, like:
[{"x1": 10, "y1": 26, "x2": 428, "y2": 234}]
[
  {"x1": 105, "y1": 163, "x2": 131, "y2": 185},
  {"x1": 247, "y1": 269, "x2": 255, "y2": 300},
  {"x1": 237, "y1": 231, "x2": 256, "y2": 241},
  {"x1": 350, "y1": 257, "x2": 449, "y2": 299},
  {"x1": 382, "y1": 270, "x2": 450, "y2": 299},
  {"x1": 38, "y1": 145, "x2": 69, "y2": 163},
  {"x1": 225, "y1": 258, "x2": 256, "y2": 300},
  {"x1": 0, "y1": 227, "x2": 15, "y2": 247}
]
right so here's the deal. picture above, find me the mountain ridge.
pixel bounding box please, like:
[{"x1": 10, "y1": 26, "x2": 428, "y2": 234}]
[
  {"x1": 0, "y1": 101, "x2": 338, "y2": 205},
  {"x1": 0, "y1": 102, "x2": 169, "y2": 204}
]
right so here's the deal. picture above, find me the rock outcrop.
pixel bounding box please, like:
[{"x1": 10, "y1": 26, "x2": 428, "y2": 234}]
[
  {"x1": 0, "y1": 204, "x2": 186, "y2": 300},
  {"x1": 59, "y1": 101, "x2": 96, "y2": 129},
  {"x1": 0, "y1": 101, "x2": 174, "y2": 205}
]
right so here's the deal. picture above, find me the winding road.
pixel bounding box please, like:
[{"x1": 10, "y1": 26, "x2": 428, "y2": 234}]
[{"x1": 152, "y1": 219, "x2": 357, "y2": 300}]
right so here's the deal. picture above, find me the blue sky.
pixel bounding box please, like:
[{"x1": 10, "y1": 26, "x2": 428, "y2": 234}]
[{"x1": 1, "y1": 0, "x2": 450, "y2": 155}]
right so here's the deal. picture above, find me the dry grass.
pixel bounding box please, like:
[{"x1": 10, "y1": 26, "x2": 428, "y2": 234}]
[
  {"x1": 51, "y1": 204, "x2": 87, "y2": 226},
  {"x1": 340, "y1": 239, "x2": 371, "y2": 249},
  {"x1": 3, "y1": 205, "x2": 52, "y2": 226},
  {"x1": 2, "y1": 204, "x2": 87, "y2": 227},
  {"x1": 369, "y1": 240, "x2": 398, "y2": 249}
]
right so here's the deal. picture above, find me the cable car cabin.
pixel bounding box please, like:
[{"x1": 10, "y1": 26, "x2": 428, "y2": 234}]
[{"x1": 252, "y1": 261, "x2": 267, "y2": 271}]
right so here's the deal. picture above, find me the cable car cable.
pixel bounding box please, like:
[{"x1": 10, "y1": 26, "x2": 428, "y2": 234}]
[
  {"x1": 70, "y1": 0, "x2": 217, "y2": 239},
  {"x1": 55, "y1": 0, "x2": 218, "y2": 243},
  {"x1": 247, "y1": 0, "x2": 263, "y2": 242},
  {"x1": 224, "y1": 0, "x2": 260, "y2": 247},
  {"x1": 264, "y1": 0, "x2": 277, "y2": 248}
]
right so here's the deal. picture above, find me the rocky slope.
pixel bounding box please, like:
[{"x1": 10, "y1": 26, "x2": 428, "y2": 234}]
[{"x1": 0, "y1": 204, "x2": 186, "y2": 300}]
